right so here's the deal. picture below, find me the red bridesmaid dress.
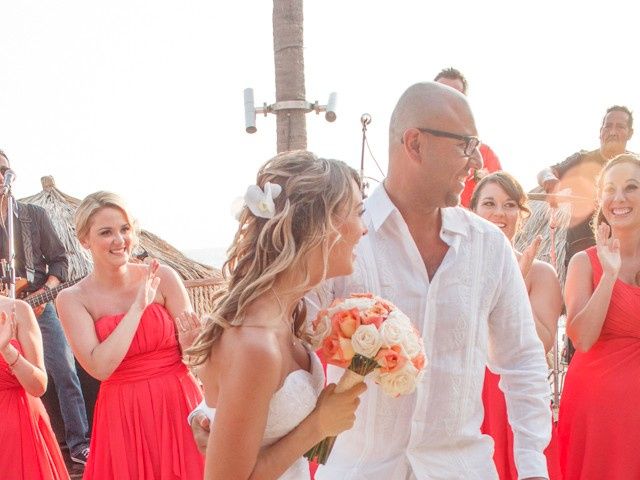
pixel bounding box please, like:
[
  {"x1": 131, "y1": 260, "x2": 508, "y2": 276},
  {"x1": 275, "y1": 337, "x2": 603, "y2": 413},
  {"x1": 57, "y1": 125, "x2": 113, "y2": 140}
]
[
  {"x1": 558, "y1": 247, "x2": 640, "y2": 479},
  {"x1": 460, "y1": 143, "x2": 502, "y2": 208},
  {"x1": 482, "y1": 369, "x2": 561, "y2": 479},
  {"x1": 83, "y1": 303, "x2": 204, "y2": 480},
  {"x1": 0, "y1": 340, "x2": 69, "y2": 480}
]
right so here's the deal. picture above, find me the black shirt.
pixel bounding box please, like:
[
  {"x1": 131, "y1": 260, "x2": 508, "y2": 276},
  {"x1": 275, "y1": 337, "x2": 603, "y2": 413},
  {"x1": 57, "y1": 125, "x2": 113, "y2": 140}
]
[
  {"x1": 0, "y1": 202, "x2": 68, "y2": 293},
  {"x1": 551, "y1": 149, "x2": 607, "y2": 265},
  {"x1": 551, "y1": 149, "x2": 607, "y2": 180}
]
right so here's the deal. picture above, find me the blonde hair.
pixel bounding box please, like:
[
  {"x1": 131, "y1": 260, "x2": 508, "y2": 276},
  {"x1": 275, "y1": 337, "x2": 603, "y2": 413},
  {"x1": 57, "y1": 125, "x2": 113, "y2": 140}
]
[
  {"x1": 594, "y1": 153, "x2": 640, "y2": 233},
  {"x1": 75, "y1": 191, "x2": 137, "y2": 242},
  {"x1": 188, "y1": 151, "x2": 360, "y2": 365}
]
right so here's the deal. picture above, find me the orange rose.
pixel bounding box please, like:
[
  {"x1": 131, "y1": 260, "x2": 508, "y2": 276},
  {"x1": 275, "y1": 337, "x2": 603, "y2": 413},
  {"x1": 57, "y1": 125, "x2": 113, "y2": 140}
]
[
  {"x1": 351, "y1": 292, "x2": 374, "y2": 299},
  {"x1": 411, "y1": 353, "x2": 426, "y2": 370},
  {"x1": 375, "y1": 345, "x2": 407, "y2": 373},
  {"x1": 321, "y1": 334, "x2": 353, "y2": 368},
  {"x1": 331, "y1": 308, "x2": 361, "y2": 339},
  {"x1": 361, "y1": 314, "x2": 384, "y2": 329},
  {"x1": 338, "y1": 336, "x2": 355, "y2": 364}
]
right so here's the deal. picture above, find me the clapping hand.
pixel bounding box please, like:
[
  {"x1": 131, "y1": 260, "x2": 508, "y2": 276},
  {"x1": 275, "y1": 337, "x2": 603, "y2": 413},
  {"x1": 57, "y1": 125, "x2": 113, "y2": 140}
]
[
  {"x1": 518, "y1": 235, "x2": 542, "y2": 279},
  {"x1": 596, "y1": 223, "x2": 621, "y2": 279},
  {"x1": 133, "y1": 259, "x2": 161, "y2": 311},
  {"x1": 0, "y1": 310, "x2": 16, "y2": 351},
  {"x1": 175, "y1": 311, "x2": 202, "y2": 350}
]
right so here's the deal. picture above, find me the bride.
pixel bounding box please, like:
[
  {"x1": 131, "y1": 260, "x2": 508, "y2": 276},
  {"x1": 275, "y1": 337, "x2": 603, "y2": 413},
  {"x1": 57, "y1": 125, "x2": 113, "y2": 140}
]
[{"x1": 187, "y1": 151, "x2": 368, "y2": 480}]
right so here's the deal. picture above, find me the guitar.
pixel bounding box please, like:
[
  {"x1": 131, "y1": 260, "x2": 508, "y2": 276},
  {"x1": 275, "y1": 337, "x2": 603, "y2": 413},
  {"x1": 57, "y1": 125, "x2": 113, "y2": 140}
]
[
  {"x1": 5, "y1": 250, "x2": 149, "y2": 309},
  {"x1": 15, "y1": 277, "x2": 84, "y2": 309}
]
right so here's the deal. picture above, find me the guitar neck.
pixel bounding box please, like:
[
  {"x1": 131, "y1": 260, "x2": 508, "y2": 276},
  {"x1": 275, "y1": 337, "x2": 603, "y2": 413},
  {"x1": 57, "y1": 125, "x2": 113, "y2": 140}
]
[{"x1": 26, "y1": 278, "x2": 82, "y2": 309}]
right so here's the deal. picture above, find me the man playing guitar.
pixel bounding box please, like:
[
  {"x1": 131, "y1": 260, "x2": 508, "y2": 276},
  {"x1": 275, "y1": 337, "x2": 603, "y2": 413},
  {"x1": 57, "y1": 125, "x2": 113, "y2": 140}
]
[{"x1": 0, "y1": 149, "x2": 91, "y2": 468}]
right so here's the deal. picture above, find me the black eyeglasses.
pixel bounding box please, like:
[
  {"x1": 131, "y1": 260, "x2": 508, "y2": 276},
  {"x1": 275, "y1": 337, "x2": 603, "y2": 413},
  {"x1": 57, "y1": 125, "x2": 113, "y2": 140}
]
[{"x1": 412, "y1": 128, "x2": 481, "y2": 157}]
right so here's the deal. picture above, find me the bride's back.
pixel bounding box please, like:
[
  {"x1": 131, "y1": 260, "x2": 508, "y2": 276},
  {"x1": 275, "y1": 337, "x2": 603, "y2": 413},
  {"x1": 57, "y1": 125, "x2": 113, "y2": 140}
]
[{"x1": 199, "y1": 298, "x2": 311, "y2": 409}]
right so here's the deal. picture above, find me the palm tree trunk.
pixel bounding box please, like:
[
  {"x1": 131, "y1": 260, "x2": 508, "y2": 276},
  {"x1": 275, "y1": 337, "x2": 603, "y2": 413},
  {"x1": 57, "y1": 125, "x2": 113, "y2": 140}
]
[{"x1": 272, "y1": 0, "x2": 307, "y2": 153}]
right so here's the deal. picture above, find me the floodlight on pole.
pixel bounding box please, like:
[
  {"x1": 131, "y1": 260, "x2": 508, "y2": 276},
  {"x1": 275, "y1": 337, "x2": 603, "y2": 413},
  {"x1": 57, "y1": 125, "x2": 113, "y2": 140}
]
[{"x1": 243, "y1": 88, "x2": 338, "y2": 134}]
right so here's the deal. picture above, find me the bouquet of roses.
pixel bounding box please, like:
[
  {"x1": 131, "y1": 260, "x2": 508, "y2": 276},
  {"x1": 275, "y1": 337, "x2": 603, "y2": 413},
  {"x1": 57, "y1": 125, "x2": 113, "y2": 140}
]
[{"x1": 304, "y1": 293, "x2": 426, "y2": 464}]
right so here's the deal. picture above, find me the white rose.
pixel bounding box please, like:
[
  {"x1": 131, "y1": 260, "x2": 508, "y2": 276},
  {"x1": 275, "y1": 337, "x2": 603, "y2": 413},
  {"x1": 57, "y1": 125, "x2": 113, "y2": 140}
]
[
  {"x1": 376, "y1": 362, "x2": 419, "y2": 397},
  {"x1": 401, "y1": 331, "x2": 424, "y2": 359},
  {"x1": 379, "y1": 316, "x2": 408, "y2": 347},
  {"x1": 327, "y1": 297, "x2": 376, "y2": 318},
  {"x1": 309, "y1": 313, "x2": 332, "y2": 349},
  {"x1": 351, "y1": 324, "x2": 383, "y2": 358},
  {"x1": 385, "y1": 310, "x2": 413, "y2": 332}
]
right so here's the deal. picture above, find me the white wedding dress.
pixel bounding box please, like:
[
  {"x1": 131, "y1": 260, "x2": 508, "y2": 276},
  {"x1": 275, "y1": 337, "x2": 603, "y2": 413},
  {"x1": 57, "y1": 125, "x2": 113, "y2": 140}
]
[{"x1": 206, "y1": 351, "x2": 325, "y2": 479}]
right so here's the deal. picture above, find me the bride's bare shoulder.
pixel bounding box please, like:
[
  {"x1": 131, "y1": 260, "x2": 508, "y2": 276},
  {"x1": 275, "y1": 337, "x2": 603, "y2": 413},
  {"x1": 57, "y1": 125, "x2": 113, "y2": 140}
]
[{"x1": 213, "y1": 324, "x2": 283, "y2": 379}]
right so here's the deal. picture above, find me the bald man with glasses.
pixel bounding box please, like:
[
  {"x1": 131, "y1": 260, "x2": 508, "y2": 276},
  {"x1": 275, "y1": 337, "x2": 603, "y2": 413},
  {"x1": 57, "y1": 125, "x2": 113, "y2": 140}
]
[{"x1": 313, "y1": 82, "x2": 550, "y2": 480}]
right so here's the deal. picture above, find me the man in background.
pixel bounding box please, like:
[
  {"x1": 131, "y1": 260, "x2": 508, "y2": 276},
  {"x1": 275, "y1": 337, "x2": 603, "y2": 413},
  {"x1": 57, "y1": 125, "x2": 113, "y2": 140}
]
[
  {"x1": 536, "y1": 105, "x2": 634, "y2": 265},
  {"x1": 434, "y1": 67, "x2": 503, "y2": 207}
]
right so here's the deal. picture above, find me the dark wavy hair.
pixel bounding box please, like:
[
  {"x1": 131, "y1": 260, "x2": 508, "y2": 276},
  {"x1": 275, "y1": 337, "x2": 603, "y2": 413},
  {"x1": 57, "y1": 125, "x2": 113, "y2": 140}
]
[{"x1": 469, "y1": 171, "x2": 531, "y2": 219}]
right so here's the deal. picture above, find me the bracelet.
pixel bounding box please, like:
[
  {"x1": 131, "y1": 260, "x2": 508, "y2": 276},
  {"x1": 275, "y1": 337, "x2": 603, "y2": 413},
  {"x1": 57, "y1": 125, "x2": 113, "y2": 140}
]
[{"x1": 8, "y1": 349, "x2": 20, "y2": 368}]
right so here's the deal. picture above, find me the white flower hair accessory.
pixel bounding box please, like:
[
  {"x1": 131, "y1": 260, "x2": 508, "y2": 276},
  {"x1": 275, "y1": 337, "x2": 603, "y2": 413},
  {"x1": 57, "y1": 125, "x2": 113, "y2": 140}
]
[{"x1": 232, "y1": 182, "x2": 283, "y2": 220}]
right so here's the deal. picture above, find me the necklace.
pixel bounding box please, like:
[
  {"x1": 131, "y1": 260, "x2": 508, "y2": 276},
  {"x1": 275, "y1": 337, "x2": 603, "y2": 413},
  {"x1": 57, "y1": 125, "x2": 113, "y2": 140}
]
[{"x1": 271, "y1": 288, "x2": 298, "y2": 347}]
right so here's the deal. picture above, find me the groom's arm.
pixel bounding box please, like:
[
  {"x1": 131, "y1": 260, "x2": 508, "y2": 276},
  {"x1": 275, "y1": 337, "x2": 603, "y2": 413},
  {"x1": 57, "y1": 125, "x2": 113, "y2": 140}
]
[{"x1": 487, "y1": 238, "x2": 552, "y2": 480}]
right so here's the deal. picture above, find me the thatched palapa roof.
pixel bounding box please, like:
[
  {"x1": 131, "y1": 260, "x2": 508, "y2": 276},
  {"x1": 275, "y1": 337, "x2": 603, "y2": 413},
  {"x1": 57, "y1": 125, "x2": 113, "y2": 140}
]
[{"x1": 21, "y1": 176, "x2": 222, "y2": 316}]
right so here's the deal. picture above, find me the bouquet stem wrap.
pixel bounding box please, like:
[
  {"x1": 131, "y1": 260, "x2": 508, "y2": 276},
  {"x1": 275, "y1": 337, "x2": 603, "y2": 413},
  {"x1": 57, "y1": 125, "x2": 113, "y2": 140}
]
[{"x1": 304, "y1": 354, "x2": 377, "y2": 465}]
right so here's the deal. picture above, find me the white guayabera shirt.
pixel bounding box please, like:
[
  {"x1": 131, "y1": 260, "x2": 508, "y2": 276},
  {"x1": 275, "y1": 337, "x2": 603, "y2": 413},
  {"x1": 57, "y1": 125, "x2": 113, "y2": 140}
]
[{"x1": 312, "y1": 185, "x2": 551, "y2": 480}]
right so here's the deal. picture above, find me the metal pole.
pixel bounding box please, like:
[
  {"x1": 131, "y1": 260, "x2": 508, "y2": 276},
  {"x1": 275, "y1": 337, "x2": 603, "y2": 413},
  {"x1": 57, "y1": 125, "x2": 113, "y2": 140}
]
[
  {"x1": 359, "y1": 114, "x2": 371, "y2": 194},
  {"x1": 4, "y1": 193, "x2": 16, "y2": 299},
  {"x1": 548, "y1": 207, "x2": 560, "y2": 420}
]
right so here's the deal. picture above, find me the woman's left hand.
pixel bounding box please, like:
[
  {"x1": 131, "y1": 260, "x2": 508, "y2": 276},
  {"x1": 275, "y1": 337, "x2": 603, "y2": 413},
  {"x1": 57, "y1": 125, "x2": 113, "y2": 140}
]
[
  {"x1": 0, "y1": 310, "x2": 16, "y2": 352},
  {"x1": 518, "y1": 235, "x2": 542, "y2": 279},
  {"x1": 175, "y1": 311, "x2": 202, "y2": 351}
]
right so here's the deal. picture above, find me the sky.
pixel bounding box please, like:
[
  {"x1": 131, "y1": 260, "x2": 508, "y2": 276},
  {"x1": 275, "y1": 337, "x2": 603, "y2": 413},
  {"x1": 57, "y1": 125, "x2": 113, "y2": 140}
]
[{"x1": 2, "y1": 1, "x2": 640, "y2": 262}]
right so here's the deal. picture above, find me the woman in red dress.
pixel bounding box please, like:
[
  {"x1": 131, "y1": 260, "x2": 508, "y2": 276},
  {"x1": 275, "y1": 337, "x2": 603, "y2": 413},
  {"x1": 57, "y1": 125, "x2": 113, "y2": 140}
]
[
  {"x1": 56, "y1": 191, "x2": 204, "y2": 480},
  {"x1": 558, "y1": 154, "x2": 640, "y2": 479},
  {"x1": 471, "y1": 171, "x2": 563, "y2": 479},
  {"x1": 0, "y1": 297, "x2": 69, "y2": 480}
]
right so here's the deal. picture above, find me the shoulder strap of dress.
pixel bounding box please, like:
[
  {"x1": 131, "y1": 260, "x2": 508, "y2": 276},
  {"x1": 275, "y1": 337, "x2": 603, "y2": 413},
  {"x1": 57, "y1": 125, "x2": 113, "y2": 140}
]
[{"x1": 585, "y1": 246, "x2": 602, "y2": 289}]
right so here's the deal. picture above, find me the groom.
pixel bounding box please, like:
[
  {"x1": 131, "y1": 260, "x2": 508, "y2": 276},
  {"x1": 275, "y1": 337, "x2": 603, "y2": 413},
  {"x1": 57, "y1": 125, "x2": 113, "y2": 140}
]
[{"x1": 313, "y1": 82, "x2": 550, "y2": 479}]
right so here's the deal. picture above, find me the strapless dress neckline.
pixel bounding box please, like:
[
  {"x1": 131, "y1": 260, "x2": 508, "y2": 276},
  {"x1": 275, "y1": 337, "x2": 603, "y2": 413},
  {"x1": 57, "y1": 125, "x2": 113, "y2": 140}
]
[{"x1": 206, "y1": 350, "x2": 325, "y2": 479}]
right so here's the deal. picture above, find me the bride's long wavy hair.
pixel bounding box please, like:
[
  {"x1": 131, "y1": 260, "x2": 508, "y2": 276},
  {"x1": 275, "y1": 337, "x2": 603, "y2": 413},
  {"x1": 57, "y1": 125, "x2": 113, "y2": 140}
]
[{"x1": 187, "y1": 151, "x2": 360, "y2": 366}]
